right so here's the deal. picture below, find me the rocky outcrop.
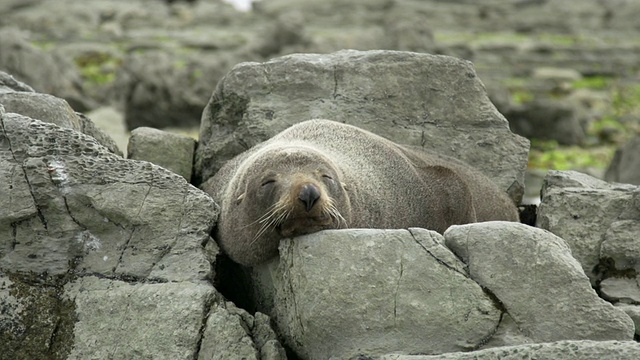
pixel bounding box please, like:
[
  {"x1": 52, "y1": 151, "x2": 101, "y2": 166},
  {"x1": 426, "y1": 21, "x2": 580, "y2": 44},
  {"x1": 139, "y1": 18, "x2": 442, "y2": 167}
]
[
  {"x1": 445, "y1": 222, "x2": 634, "y2": 343},
  {"x1": 537, "y1": 170, "x2": 640, "y2": 287},
  {"x1": 247, "y1": 224, "x2": 633, "y2": 359},
  {"x1": 194, "y1": 50, "x2": 530, "y2": 203},
  {"x1": 0, "y1": 71, "x2": 122, "y2": 156},
  {"x1": 0, "y1": 101, "x2": 285, "y2": 359},
  {"x1": 605, "y1": 136, "x2": 640, "y2": 185}
]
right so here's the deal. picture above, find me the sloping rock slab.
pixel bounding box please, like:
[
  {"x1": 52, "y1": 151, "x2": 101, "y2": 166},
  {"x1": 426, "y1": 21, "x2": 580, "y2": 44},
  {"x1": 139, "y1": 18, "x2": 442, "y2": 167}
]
[
  {"x1": 195, "y1": 50, "x2": 529, "y2": 203},
  {"x1": 0, "y1": 90, "x2": 122, "y2": 156},
  {"x1": 0, "y1": 109, "x2": 217, "y2": 281},
  {"x1": 445, "y1": 221, "x2": 634, "y2": 343},
  {"x1": 382, "y1": 340, "x2": 640, "y2": 360},
  {"x1": 251, "y1": 228, "x2": 501, "y2": 360}
]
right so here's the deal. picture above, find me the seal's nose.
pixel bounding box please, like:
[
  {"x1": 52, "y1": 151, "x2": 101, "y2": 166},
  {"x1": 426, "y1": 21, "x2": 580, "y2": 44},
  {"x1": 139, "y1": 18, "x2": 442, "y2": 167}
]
[{"x1": 298, "y1": 184, "x2": 321, "y2": 212}]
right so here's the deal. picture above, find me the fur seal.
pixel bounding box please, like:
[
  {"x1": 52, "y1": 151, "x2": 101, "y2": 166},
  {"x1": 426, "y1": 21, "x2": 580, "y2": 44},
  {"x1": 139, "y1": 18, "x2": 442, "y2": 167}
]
[{"x1": 203, "y1": 119, "x2": 519, "y2": 266}]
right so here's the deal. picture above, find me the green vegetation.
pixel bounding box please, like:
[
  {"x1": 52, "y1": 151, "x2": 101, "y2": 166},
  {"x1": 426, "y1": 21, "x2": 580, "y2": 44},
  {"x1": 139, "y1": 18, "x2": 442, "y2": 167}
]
[
  {"x1": 571, "y1": 76, "x2": 611, "y2": 90},
  {"x1": 434, "y1": 31, "x2": 582, "y2": 47},
  {"x1": 528, "y1": 140, "x2": 614, "y2": 170},
  {"x1": 527, "y1": 80, "x2": 640, "y2": 171},
  {"x1": 75, "y1": 52, "x2": 121, "y2": 85}
]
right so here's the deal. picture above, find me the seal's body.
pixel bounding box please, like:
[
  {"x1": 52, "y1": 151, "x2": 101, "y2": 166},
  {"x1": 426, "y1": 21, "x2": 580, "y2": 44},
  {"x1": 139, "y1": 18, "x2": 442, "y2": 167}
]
[{"x1": 204, "y1": 119, "x2": 518, "y2": 266}]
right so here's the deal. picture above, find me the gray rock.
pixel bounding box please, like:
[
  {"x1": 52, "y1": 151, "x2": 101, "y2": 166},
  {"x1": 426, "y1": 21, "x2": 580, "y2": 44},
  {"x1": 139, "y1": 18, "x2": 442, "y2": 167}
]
[
  {"x1": 0, "y1": 89, "x2": 122, "y2": 156},
  {"x1": 252, "y1": 228, "x2": 501, "y2": 359},
  {"x1": 195, "y1": 50, "x2": 529, "y2": 203},
  {"x1": 0, "y1": 71, "x2": 35, "y2": 93},
  {"x1": 444, "y1": 221, "x2": 635, "y2": 342},
  {"x1": 600, "y1": 278, "x2": 640, "y2": 304},
  {"x1": 615, "y1": 304, "x2": 640, "y2": 337},
  {"x1": 0, "y1": 27, "x2": 90, "y2": 111},
  {"x1": 197, "y1": 302, "x2": 286, "y2": 360},
  {"x1": 0, "y1": 104, "x2": 285, "y2": 358},
  {"x1": 0, "y1": 274, "x2": 75, "y2": 359},
  {"x1": 504, "y1": 99, "x2": 587, "y2": 145},
  {"x1": 0, "y1": 109, "x2": 216, "y2": 280},
  {"x1": 65, "y1": 277, "x2": 216, "y2": 360},
  {"x1": 198, "y1": 302, "x2": 259, "y2": 360},
  {"x1": 536, "y1": 170, "x2": 640, "y2": 284},
  {"x1": 75, "y1": 111, "x2": 124, "y2": 157},
  {"x1": 115, "y1": 50, "x2": 233, "y2": 131},
  {"x1": 601, "y1": 220, "x2": 640, "y2": 273},
  {"x1": 127, "y1": 127, "x2": 196, "y2": 181},
  {"x1": 605, "y1": 136, "x2": 640, "y2": 185},
  {"x1": 381, "y1": 340, "x2": 640, "y2": 360}
]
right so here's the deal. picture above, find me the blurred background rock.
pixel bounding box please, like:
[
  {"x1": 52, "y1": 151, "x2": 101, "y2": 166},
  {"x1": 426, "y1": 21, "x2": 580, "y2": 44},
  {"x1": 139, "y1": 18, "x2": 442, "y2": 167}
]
[{"x1": 1, "y1": 0, "x2": 639, "y2": 203}]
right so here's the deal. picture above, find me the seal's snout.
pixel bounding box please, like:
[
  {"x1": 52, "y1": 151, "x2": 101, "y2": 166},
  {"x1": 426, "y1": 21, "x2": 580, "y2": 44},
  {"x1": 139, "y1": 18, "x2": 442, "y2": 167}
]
[{"x1": 299, "y1": 183, "x2": 321, "y2": 212}]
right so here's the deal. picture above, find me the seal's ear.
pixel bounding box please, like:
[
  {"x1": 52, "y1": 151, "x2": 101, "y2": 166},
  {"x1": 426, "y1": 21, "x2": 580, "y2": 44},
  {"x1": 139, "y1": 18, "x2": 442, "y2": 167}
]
[{"x1": 236, "y1": 193, "x2": 245, "y2": 205}]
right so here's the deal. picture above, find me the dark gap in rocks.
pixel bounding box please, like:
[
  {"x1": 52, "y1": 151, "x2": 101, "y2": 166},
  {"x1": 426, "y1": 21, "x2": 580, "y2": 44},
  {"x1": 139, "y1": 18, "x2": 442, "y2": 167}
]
[
  {"x1": 213, "y1": 251, "x2": 256, "y2": 314},
  {"x1": 518, "y1": 204, "x2": 537, "y2": 226}
]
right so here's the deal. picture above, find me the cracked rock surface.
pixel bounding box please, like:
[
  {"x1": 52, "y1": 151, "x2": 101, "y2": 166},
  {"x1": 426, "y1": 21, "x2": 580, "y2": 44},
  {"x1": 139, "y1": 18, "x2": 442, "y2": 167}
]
[
  {"x1": 251, "y1": 228, "x2": 501, "y2": 359},
  {"x1": 194, "y1": 50, "x2": 529, "y2": 204},
  {"x1": 0, "y1": 100, "x2": 284, "y2": 359},
  {"x1": 445, "y1": 221, "x2": 635, "y2": 343},
  {"x1": 537, "y1": 170, "x2": 640, "y2": 285}
]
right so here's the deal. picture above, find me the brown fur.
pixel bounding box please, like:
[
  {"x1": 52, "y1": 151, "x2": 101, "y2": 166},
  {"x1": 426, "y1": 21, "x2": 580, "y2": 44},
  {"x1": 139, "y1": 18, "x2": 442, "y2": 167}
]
[{"x1": 202, "y1": 119, "x2": 519, "y2": 266}]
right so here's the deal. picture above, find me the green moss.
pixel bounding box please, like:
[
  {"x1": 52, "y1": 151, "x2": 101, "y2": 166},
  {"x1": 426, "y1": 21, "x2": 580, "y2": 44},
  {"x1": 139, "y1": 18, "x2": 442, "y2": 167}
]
[
  {"x1": 512, "y1": 89, "x2": 535, "y2": 104},
  {"x1": 613, "y1": 83, "x2": 640, "y2": 117},
  {"x1": 174, "y1": 59, "x2": 188, "y2": 70},
  {"x1": 571, "y1": 76, "x2": 612, "y2": 90},
  {"x1": 30, "y1": 40, "x2": 56, "y2": 51},
  {"x1": 75, "y1": 52, "x2": 121, "y2": 85},
  {"x1": 434, "y1": 31, "x2": 582, "y2": 47},
  {"x1": 2, "y1": 273, "x2": 77, "y2": 360},
  {"x1": 528, "y1": 140, "x2": 614, "y2": 170}
]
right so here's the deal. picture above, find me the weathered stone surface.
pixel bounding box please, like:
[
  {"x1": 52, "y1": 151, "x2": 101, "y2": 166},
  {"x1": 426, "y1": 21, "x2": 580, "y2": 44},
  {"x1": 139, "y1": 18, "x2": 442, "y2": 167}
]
[
  {"x1": 0, "y1": 109, "x2": 216, "y2": 281},
  {"x1": 444, "y1": 221, "x2": 635, "y2": 343},
  {"x1": 252, "y1": 228, "x2": 501, "y2": 359},
  {"x1": 0, "y1": 104, "x2": 285, "y2": 359},
  {"x1": 536, "y1": 170, "x2": 640, "y2": 284},
  {"x1": 616, "y1": 304, "x2": 640, "y2": 337},
  {"x1": 0, "y1": 274, "x2": 75, "y2": 360},
  {"x1": 605, "y1": 136, "x2": 640, "y2": 185},
  {"x1": 381, "y1": 340, "x2": 640, "y2": 360},
  {"x1": 601, "y1": 220, "x2": 640, "y2": 272},
  {"x1": 0, "y1": 71, "x2": 35, "y2": 93},
  {"x1": 65, "y1": 276, "x2": 215, "y2": 360},
  {"x1": 198, "y1": 302, "x2": 285, "y2": 360},
  {"x1": 0, "y1": 90, "x2": 122, "y2": 156},
  {"x1": 195, "y1": 50, "x2": 529, "y2": 203},
  {"x1": 600, "y1": 277, "x2": 640, "y2": 304},
  {"x1": 127, "y1": 126, "x2": 196, "y2": 181}
]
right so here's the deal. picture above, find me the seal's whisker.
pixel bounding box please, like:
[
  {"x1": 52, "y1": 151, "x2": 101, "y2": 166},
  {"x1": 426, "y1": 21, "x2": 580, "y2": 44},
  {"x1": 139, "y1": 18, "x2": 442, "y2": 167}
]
[
  {"x1": 327, "y1": 200, "x2": 347, "y2": 228},
  {"x1": 250, "y1": 202, "x2": 291, "y2": 245}
]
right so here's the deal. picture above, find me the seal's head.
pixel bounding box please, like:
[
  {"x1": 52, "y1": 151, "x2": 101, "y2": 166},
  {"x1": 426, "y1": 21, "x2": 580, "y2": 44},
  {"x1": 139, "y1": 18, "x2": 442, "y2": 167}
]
[{"x1": 217, "y1": 143, "x2": 351, "y2": 266}]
